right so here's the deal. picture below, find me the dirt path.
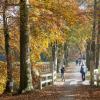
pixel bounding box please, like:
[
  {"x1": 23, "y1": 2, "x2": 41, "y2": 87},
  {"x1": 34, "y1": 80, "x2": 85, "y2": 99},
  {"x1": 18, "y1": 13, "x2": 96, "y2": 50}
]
[
  {"x1": 0, "y1": 62, "x2": 100, "y2": 100},
  {"x1": 55, "y1": 62, "x2": 89, "y2": 86}
]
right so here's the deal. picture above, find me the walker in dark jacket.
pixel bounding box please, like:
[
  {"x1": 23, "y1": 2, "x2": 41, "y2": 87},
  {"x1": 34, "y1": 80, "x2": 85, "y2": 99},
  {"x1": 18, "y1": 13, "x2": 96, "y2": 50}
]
[
  {"x1": 61, "y1": 67, "x2": 65, "y2": 81},
  {"x1": 80, "y1": 65, "x2": 85, "y2": 81}
]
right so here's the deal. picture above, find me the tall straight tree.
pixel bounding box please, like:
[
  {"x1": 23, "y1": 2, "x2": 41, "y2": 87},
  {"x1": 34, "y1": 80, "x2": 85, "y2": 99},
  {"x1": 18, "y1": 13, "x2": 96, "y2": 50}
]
[
  {"x1": 3, "y1": 0, "x2": 13, "y2": 93},
  {"x1": 64, "y1": 42, "x2": 68, "y2": 67},
  {"x1": 20, "y1": 0, "x2": 33, "y2": 93},
  {"x1": 95, "y1": 23, "x2": 100, "y2": 69},
  {"x1": 98, "y1": 1, "x2": 100, "y2": 65},
  {"x1": 51, "y1": 41, "x2": 58, "y2": 84},
  {"x1": 52, "y1": 42, "x2": 58, "y2": 72},
  {"x1": 86, "y1": 40, "x2": 91, "y2": 71},
  {"x1": 95, "y1": 0, "x2": 100, "y2": 68},
  {"x1": 90, "y1": 0, "x2": 97, "y2": 86}
]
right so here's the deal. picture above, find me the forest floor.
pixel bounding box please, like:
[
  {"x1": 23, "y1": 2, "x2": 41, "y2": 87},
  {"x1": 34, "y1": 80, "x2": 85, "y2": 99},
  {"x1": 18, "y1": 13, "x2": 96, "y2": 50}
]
[{"x1": 1, "y1": 62, "x2": 100, "y2": 100}]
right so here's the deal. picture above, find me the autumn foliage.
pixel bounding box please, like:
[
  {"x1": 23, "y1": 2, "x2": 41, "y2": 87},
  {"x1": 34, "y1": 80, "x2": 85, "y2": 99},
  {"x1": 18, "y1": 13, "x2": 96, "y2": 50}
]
[{"x1": 0, "y1": 0, "x2": 94, "y2": 94}]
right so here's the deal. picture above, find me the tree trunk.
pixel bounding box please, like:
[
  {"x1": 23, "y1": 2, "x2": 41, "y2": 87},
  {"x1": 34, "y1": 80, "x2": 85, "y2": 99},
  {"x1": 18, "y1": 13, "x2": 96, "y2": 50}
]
[
  {"x1": 3, "y1": 3, "x2": 13, "y2": 93},
  {"x1": 51, "y1": 42, "x2": 58, "y2": 84},
  {"x1": 86, "y1": 41, "x2": 91, "y2": 71},
  {"x1": 64, "y1": 42, "x2": 68, "y2": 67},
  {"x1": 90, "y1": 41, "x2": 95, "y2": 86},
  {"x1": 20, "y1": 0, "x2": 33, "y2": 93},
  {"x1": 95, "y1": 35, "x2": 100, "y2": 69},
  {"x1": 52, "y1": 42, "x2": 58, "y2": 72},
  {"x1": 57, "y1": 57, "x2": 60, "y2": 73},
  {"x1": 95, "y1": 1, "x2": 100, "y2": 68},
  {"x1": 90, "y1": 0, "x2": 97, "y2": 86},
  {"x1": 98, "y1": 5, "x2": 100, "y2": 66}
]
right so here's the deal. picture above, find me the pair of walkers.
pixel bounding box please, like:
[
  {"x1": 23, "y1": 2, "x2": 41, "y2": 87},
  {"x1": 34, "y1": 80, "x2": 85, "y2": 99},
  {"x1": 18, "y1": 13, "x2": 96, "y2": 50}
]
[{"x1": 60, "y1": 64, "x2": 87, "y2": 82}]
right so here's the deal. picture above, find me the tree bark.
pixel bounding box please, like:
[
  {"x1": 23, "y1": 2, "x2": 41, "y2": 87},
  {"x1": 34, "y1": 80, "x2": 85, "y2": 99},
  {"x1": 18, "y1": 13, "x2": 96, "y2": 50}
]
[
  {"x1": 52, "y1": 42, "x2": 58, "y2": 72},
  {"x1": 64, "y1": 42, "x2": 68, "y2": 67},
  {"x1": 20, "y1": 0, "x2": 33, "y2": 93},
  {"x1": 90, "y1": 0, "x2": 97, "y2": 86},
  {"x1": 51, "y1": 42, "x2": 58, "y2": 84},
  {"x1": 95, "y1": 1, "x2": 100, "y2": 68},
  {"x1": 95, "y1": 34, "x2": 100, "y2": 69},
  {"x1": 86, "y1": 41, "x2": 91, "y2": 71},
  {"x1": 3, "y1": 2, "x2": 13, "y2": 93},
  {"x1": 98, "y1": 5, "x2": 100, "y2": 66}
]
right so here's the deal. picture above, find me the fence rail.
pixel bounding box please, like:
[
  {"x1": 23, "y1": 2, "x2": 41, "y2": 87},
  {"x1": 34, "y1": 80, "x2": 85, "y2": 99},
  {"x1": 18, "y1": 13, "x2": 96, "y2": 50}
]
[
  {"x1": 94, "y1": 73, "x2": 100, "y2": 86},
  {"x1": 40, "y1": 71, "x2": 56, "y2": 89},
  {"x1": 35, "y1": 62, "x2": 57, "y2": 89}
]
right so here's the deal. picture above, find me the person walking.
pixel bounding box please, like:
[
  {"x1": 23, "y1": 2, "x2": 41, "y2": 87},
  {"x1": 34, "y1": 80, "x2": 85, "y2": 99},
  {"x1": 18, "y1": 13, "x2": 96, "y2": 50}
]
[
  {"x1": 61, "y1": 65, "x2": 65, "y2": 81},
  {"x1": 80, "y1": 64, "x2": 87, "y2": 81}
]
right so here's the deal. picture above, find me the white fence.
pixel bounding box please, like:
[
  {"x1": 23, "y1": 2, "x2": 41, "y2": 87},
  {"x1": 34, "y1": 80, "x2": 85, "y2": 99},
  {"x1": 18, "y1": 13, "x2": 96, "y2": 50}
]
[
  {"x1": 35, "y1": 62, "x2": 57, "y2": 89},
  {"x1": 94, "y1": 75, "x2": 100, "y2": 86},
  {"x1": 40, "y1": 71, "x2": 56, "y2": 89}
]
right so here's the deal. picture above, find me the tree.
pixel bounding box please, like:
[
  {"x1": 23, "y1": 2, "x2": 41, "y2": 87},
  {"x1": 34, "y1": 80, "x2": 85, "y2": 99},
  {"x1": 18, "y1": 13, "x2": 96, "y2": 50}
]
[
  {"x1": 19, "y1": 0, "x2": 33, "y2": 93},
  {"x1": 86, "y1": 40, "x2": 91, "y2": 71},
  {"x1": 90, "y1": 0, "x2": 97, "y2": 86},
  {"x1": 64, "y1": 42, "x2": 69, "y2": 67},
  {"x1": 3, "y1": 0, "x2": 13, "y2": 93},
  {"x1": 95, "y1": 0, "x2": 100, "y2": 68},
  {"x1": 52, "y1": 41, "x2": 58, "y2": 73}
]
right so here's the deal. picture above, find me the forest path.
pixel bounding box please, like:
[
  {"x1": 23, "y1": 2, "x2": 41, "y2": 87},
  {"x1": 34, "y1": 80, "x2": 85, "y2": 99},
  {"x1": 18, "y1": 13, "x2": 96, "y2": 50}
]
[
  {"x1": 54, "y1": 62, "x2": 90, "y2": 86},
  {"x1": 1, "y1": 62, "x2": 100, "y2": 100}
]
